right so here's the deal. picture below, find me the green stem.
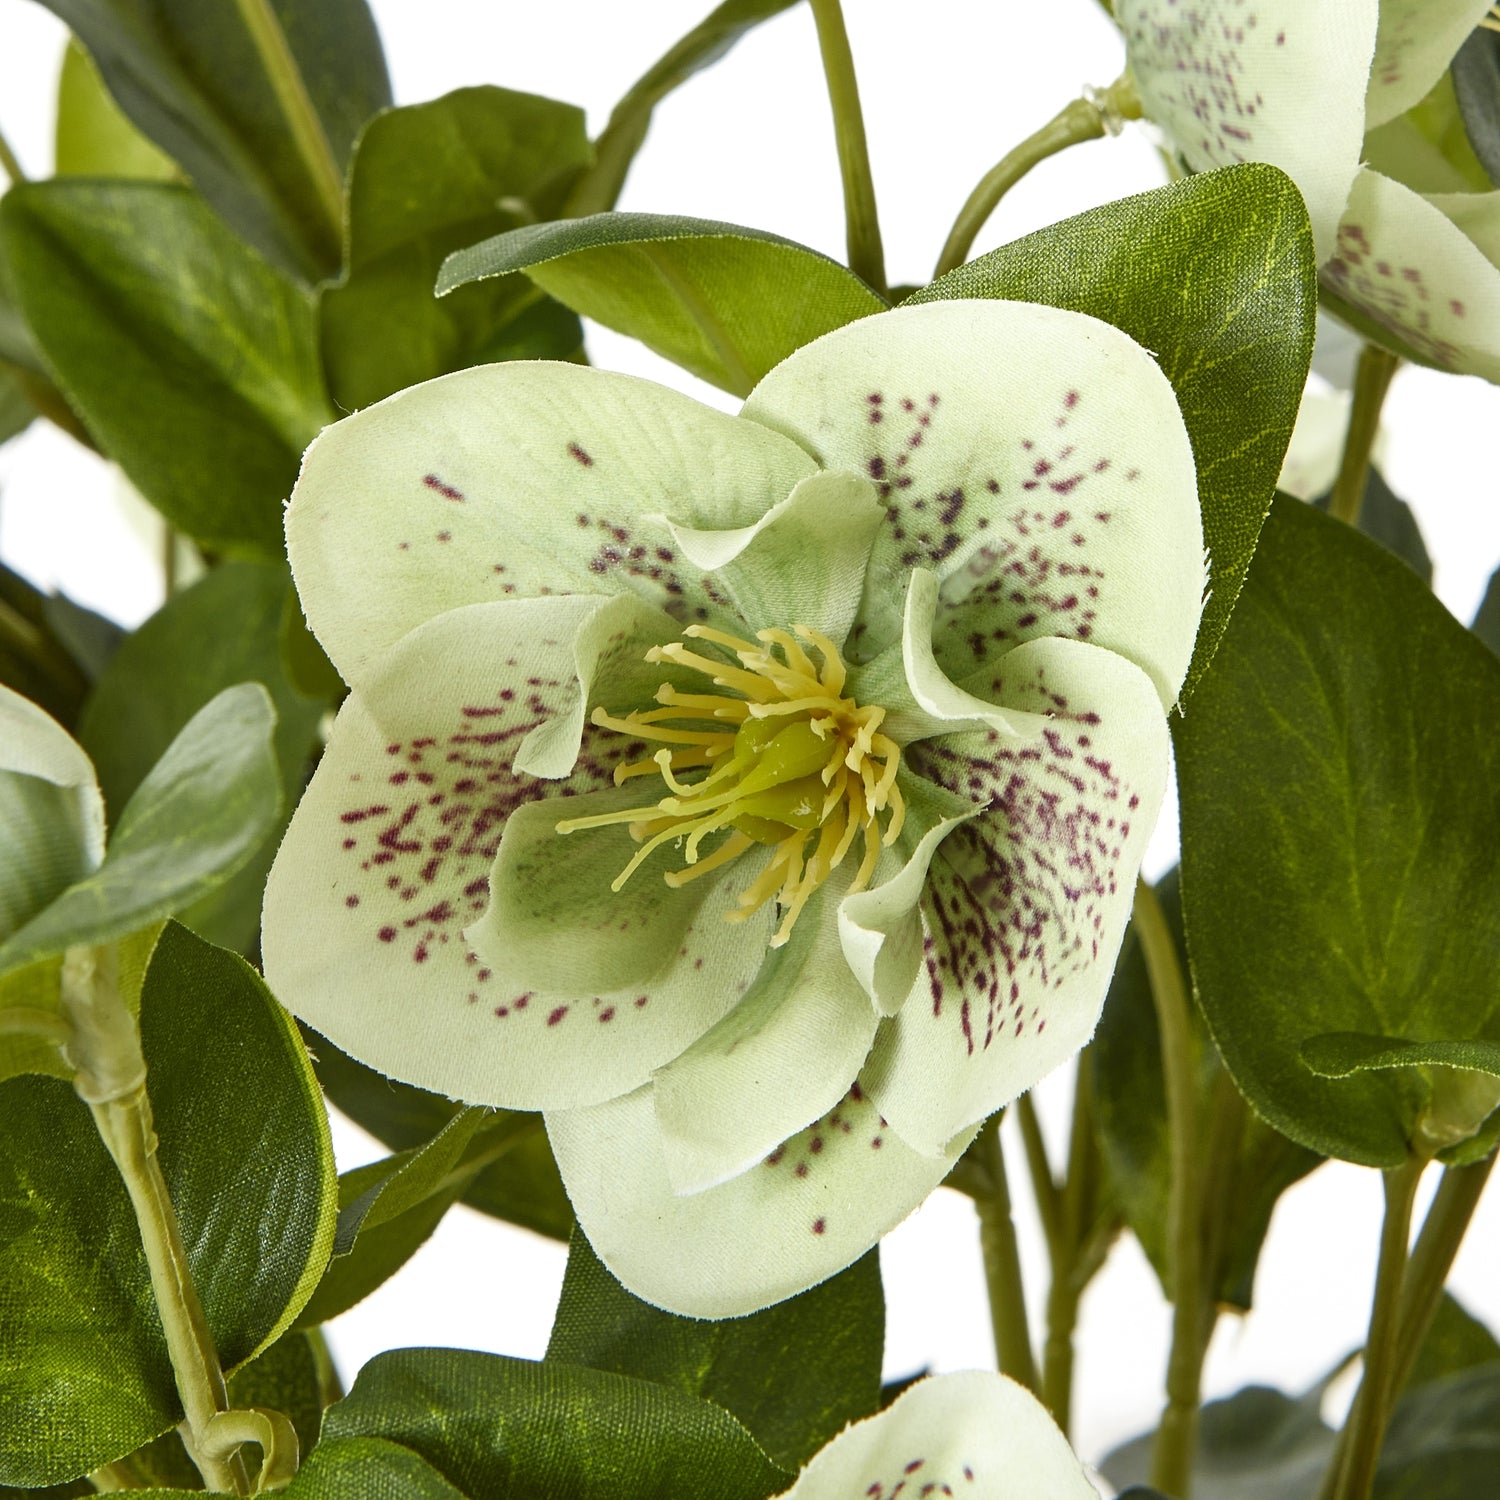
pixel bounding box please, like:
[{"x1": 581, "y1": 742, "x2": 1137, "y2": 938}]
[
  {"x1": 934, "y1": 74, "x2": 1140, "y2": 278},
  {"x1": 1136, "y1": 878, "x2": 1205, "y2": 1499},
  {"x1": 1015, "y1": 1091, "x2": 1062, "y2": 1254},
  {"x1": 1328, "y1": 344, "x2": 1399, "y2": 527},
  {"x1": 807, "y1": 0, "x2": 886, "y2": 296},
  {"x1": 1323, "y1": 1157, "x2": 1426, "y2": 1500},
  {"x1": 60, "y1": 945, "x2": 250, "y2": 1496},
  {"x1": 0, "y1": 120, "x2": 26, "y2": 185},
  {"x1": 973, "y1": 1115, "x2": 1040, "y2": 1394},
  {"x1": 230, "y1": 0, "x2": 344, "y2": 262}
]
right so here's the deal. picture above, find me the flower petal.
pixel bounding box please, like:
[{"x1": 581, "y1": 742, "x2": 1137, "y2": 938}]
[
  {"x1": 865, "y1": 635, "x2": 1170, "y2": 1156},
  {"x1": 263, "y1": 594, "x2": 764, "y2": 1109},
  {"x1": 651, "y1": 887, "x2": 879, "y2": 1194},
  {"x1": 658, "y1": 469, "x2": 883, "y2": 647},
  {"x1": 1366, "y1": 0, "x2": 1493, "y2": 131},
  {"x1": 1324, "y1": 168, "x2": 1500, "y2": 380},
  {"x1": 1118, "y1": 0, "x2": 1376, "y2": 262},
  {"x1": 286, "y1": 361, "x2": 819, "y2": 686},
  {"x1": 1276, "y1": 383, "x2": 1353, "y2": 501},
  {"x1": 774, "y1": 1371, "x2": 1099, "y2": 1500},
  {"x1": 741, "y1": 300, "x2": 1203, "y2": 709},
  {"x1": 547, "y1": 1079, "x2": 977, "y2": 1318},
  {"x1": 1426, "y1": 187, "x2": 1500, "y2": 267}
]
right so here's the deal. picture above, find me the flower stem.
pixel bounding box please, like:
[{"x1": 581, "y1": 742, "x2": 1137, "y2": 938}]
[
  {"x1": 933, "y1": 74, "x2": 1140, "y2": 278},
  {"x1": 1321, "y1": 1157, "x2": 1426, "y2": 1500},
  {"x1": 230, "y1": 0, "x2": 344, "y2": 265},
  {"x1": 1328, "y1": 344, "x2": 1399, "y2": 527},
  {"x1": 60, "y1": 945, "x2": 250, "y2": 1495},
  {"x1": 807, "y1": 0, "x2": 886, "y2": 297},
  {"x1": 974, "y1": 1114, "x2": 1040, "y2": 1394},
  {"x1": 0, "y1": 120, "x2": 27, "y2": 185},
  {"x1": 1136, "y1": 877, "x2": 1206, "y2": 1499}
]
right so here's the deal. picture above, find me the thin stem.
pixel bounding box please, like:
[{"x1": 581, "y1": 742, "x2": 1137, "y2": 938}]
[
  {"x1": 973, "y1": 1115, "x2": 1040, "y2": 1394},
  {"x1": 1324, "y1": 1157, "x2": 1426, "y2": 1500},
  {"x1": 934, "y1": 74, "x2": 1140, "y2": 278},
  {"x1": 807, "y1": 0, "x2": 886, "y2": 296},
  {"x1": 1328, "y1": 344, "x2": 1399, "y2": 527},
  {"x1": 0, "y1": 120, "x2": 27, "y2": 185},
  {"x1": 1015, "y1": 1092, "x2": 1063, "y2": 1254},
  {"x1": 60, "y1": 946, "x2": 250, "y2": 1495},
  {"x1": 230, "y1": 0, "x2": 344, "y2": 262},
  {"x1": 1136, "y1": 877, "x2": 1205, "y2": 1499}
]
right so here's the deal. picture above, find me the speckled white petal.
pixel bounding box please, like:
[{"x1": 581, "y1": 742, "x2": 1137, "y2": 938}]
[
  {"x1": 1118, "y1": 0, "x2": 1376, "y2": 262},
  {"x1": 1325, "y1": 168, "x2": 1500, "y2": 381},
  {"x1": 548, "y1": 1079, "x2": 977, "y2": 1318},
  {"x1": 866, "y1": 636, "x2": 1170, "y2": 1157},
  {"x1": 0, "y1": 686, "x2": 105, "y2": 946},
  {"x1": 658, "y1": 470, "x2": 884, "y2": 648},
  {"x1": 1366, "y1": 0, "x2": 1493, "y2": 131},
  {"x1": 775, "y1": 1372, "x2": 1099, "y2": 1500},
  {"x1": 286, "y1": 361, "x2": 819, "y2": 687},
  {"x1": 262, "y1": 595, "x2": 768, "y2": 1110},
  {"x1": 742, "y1": 300, "x2": 1203, "y2": 710}
]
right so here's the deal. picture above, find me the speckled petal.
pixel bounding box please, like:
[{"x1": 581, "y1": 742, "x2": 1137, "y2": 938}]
[
  {"x1": 1325, "y1": 168, "x2": 1500, "y2": 381},
  {"x1": 262, "y1": 595, "x2": 767, "y2": 1110},
  {"x1": 775, "y1": 1371, "x2": 1100, "y2": 1500},
  {"x1": 287, "y1": 362, "x2": 819, "y2": 687},
  {"x1": 1118, "y1": 0, "x2": 1376, "y2": 262},
  {"x1": 741, "y1": 300, "x2": 1203, "y2": 710},
  {"x1": 1366, "y1": 0, "x2": 1493, "y2": 131},
  {"x1": 865, "y1": 636, "x2": 1170, "y2": 1156},
  {"x1": 548, "y1": 1079, "x2": 977, "y2": 1318}
]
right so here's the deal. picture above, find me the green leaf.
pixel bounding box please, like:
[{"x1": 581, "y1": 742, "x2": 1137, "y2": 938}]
[
  {"x1": 567, "y1": 0, "x2": 803, "y2": 217},
  {"x1": 305, "y1": 1028, "x2": 573, "y2": 1241},
  {"x1": 438, "y1": 211, "x2": 888, "y2": 396},
  {"x1": 547, "y1": 1230, "x2": 883, "y2": 1469},
  {"x1": 0, "y1": 922, "x2": 336, "y2": 1485},
  {"x1": 77, "y1": 563, "x2": 324, "y2": 953},
  {"x1": 0, "y1": 181, "x2": 330, "y2": 557},
  {"x1": 34, "y1": 0, "x2": 391, "y2": 280},
  {"x1": 321, "y1": 86, "x2": 589, "y2": 411},
  {"x1": 1406, "y1": 1292, "x2": 1500, "y2": 1393},
  {"x1": 1176, "y1": 497, "x2": 1500, "y2": 1166},
  {"x1": 0, "y1": 566, "x2": 95, "y2": 729},
  {"x1": 229, "y1": 1327, "x2": 340, "y2": 1464},
  {"x1": 1312, "y1": 468, "x2": 1432, "y2": 584},
  {"x1": 1377, "y1": 1365, "x2": 1500, "y2": 1498},
  {"x1": 322, "y1": 1348, "x2": 789, "y2": 1499},
  {"x1": 0, "y1": 684, "x2": 281, "y2": 975},
  {"x1": 1089, "y1": 869, "x2": 1320, "y2": 1310},
  {"x1": 1452, "y1": 26, "x2": 1500, "y2": 189},
  {"x1": 910, "y1": 163, "x2": 1317, "y2": 702},
  {"x1": 55, "y1": 39, "x2": 177, "y2": 182},
  {"x1": 0, "y1": 370, "x2": 29, "y2": 444},
  {"x1": 1473, "y1": 566, "x2": 1500, "y2": 656},
  {"x1": 1301, "y1": 1033, "x2": 1500, "y2": 1078}
]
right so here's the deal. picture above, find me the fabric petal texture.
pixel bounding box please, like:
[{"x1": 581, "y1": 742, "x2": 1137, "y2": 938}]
[
  {"x1": 1365, "y1": 0, "x2": 1493, "y2": 131},
  {"x1": 774, "y1": 1371, "x2": 1100, "y2": 1499}
]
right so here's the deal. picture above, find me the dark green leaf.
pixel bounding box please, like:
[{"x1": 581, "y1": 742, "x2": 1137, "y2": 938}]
[
  {"x1": 1473, "y1": 566, "x2": 1500, "y2": 655},
  {"x1": 1453, "y1": 26, "x2": 1500, "y2": 189},
  {"x1": 548, "y1": 1230, "x2": 882, "y2": 1469},
  {"x1": 567, "y1": 0, "x2": 803, "y2": 217},
  {"x1": 1406, "y1": 1292, "x2": 1500, "y2": 1393},
  {"x1": 34, "y1": 0, "x2": 391, "y2": 279},
  {"x1": 911, "y1": 163, "x2": 1317, "y2": 701},
  {"x1": 279, "y1": 591, "x2": 346, "y2": 703},
  {"x1": 284, "y1": 1437, "x2": 465, "y2": 1498},
  {"x1": 1177, "y1": 497, "x2": 1500, "y2": 1166},
  {"x1": 0, "y1": 684, "x2": 280, "y2": 973},
  {"x1": 1301, "y1": 1033, "x2": 1500, "y2": 1078},
  {"x1": 0, "y1": 181, "x2": 329, "y2": 556},
  {"x1": 55, "y1": 39, "x2": 176, "y2": 182},
  {"x1": 322, "y1": 1348, "x2": 788, "y2": 1499},
  {"x1": 0, "y1": 566, "x2": 94, "y2": 728},
  {"x1": 0, "y1": 923, "x2": 335, "y2": 1485},
  {"x1": 41, "y1": 595, "x2": 123, "y2": 687},
  {"x1": 322, "y1": 86, "x2": 589, "y2": 411},
  {"x1": 439, "y1": 211, "x2": 887, "y2": 396},
  {"x1": 1377, "y1": 1365, "x2": 1500, "y2": 1498},
  {"x1": 77, "y1": 563, "x2": 323, "y2": 953},
  {"x1": 0, "y1": 370, "x2": 29, "y2": 444},
  {"x1": 1090, "y1": 868, "x2": 1319, "y2": 1309},
  {"x1": 1312, "y1": 468, "x2": 1432, "y2": 584}
]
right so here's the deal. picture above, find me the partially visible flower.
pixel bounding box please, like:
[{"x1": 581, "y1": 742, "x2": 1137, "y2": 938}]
[
  {"x1": 1276, "y1": 374, "x2": 1391, "y2": 501},
  {"x1": 263, "y1": 299, "x2": 1203, "y2": 1316},
  {"x1": 1118, "y1": 0, "x2": 1500, "y2": 381},
  {"x1": 774, "y1": 1372, "x2": 1100, "y2": 1500}
]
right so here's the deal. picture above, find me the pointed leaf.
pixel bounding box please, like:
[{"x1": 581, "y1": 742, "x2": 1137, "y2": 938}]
[{"x1": 55, "y1": 39, "x2": 176, "y2": 182}]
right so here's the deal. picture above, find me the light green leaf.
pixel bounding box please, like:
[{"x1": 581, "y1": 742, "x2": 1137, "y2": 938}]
[
  {"x1": 1453, "y1": 24, "x2": 1500, "y2": 186},
  {"x1": 0, "y1": 684, "x2": 280, "y2": 976},
  {"x1": 1176, "y1": 497, "x2": 1500, "y2": 1166},
  {"x1": 55, "y1": 39, "x2": 176, "y2": 182},
  {"x1": 0, "y1": 181, "x2": 330, "y2": 556},
  {"x1": 438, "y1": 211, "x2": 887, "y2": 396},
  {"x1": 0, "y1": 923, "x2": 335, "y2": 1486},
  {"x1": 33, "y1": 0, "x2": 391, "y2": 279},
  {"x1": 910, "y1": 163, "x2": 1317, "y2": 701}
]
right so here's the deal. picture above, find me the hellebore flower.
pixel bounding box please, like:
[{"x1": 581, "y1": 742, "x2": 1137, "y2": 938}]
[
  {"x1": 1117, "y1": 0, "x2": 1500, "y2": 381},
  {"x1": 773, "y1": 1371, "x2": 1100, "y2": 1499},
  {"x1": 262, "y1": 299, "x2": 1203, "y2": 1316}
]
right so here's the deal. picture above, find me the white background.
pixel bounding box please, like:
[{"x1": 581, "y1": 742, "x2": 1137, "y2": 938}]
[{"x1": 2, "y1": 0, "x2": 1499, "y2": 1471}]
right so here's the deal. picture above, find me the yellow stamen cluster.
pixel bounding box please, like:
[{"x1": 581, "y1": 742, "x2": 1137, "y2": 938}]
[{"x1": 556, "y1": 623, "x2": 905, "y2": 948}]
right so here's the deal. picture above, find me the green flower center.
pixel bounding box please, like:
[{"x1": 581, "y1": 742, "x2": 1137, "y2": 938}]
[{"x1": 556, "y1": 623, "x2": 905, "y2": 947}]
